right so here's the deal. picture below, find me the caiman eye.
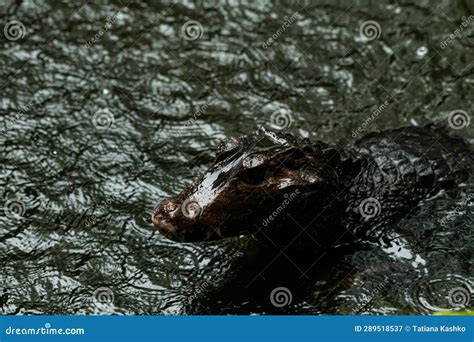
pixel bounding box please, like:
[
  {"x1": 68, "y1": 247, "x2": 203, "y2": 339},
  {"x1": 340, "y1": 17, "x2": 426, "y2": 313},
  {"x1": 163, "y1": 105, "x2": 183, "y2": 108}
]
[
  {"x1": 236, "y1": 167, "x2": 268, "y2": 185},
  {"x1": 235, "y1": 154, "x2": 269, "y2": 185},
  {"x1": 215, "y1": 137, "x2": 240, "y2": 162}
]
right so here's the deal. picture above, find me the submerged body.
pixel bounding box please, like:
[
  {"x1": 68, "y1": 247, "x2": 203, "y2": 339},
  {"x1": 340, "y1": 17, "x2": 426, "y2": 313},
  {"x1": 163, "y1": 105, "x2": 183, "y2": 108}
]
[{"x1": 152, "y1": 125, "x2": 472, "y2": 246}]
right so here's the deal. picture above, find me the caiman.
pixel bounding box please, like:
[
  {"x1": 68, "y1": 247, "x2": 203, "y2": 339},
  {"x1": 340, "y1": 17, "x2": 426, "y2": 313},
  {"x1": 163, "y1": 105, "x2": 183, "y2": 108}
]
[{"x1": 151, "y1": 124, "x2": 472, "y2": 248}]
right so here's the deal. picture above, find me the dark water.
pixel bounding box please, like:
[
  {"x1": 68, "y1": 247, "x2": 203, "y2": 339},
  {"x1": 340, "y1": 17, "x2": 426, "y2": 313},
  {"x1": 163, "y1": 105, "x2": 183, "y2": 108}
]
[{"x1": 1, "y1": 0, "x2": 473, "y2": 315}]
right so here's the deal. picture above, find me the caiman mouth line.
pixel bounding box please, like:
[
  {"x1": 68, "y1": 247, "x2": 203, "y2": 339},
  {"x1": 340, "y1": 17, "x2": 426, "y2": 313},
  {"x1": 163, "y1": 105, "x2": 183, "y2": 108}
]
[{"x1": 152, "y1": 124, "x2": 472, "y2": 245}]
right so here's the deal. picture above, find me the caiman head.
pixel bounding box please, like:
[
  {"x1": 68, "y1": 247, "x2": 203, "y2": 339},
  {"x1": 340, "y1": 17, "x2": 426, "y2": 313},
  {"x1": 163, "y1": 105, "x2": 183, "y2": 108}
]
[{"x1": 152, "y1": 128, "x2": 345, "y2": 243}]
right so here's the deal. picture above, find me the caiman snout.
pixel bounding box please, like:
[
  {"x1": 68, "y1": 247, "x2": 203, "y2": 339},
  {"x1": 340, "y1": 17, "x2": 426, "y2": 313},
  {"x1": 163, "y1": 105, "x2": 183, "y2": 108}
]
[
  {"x1": 152, "y1": 198, "x2": 191, "y2": 242},
  {"x1": 152, "y1": 197, "x2": 222, "y2": 242},
  {"x1": 152, "y1": 199, "x2": 177, "y2": 237}
]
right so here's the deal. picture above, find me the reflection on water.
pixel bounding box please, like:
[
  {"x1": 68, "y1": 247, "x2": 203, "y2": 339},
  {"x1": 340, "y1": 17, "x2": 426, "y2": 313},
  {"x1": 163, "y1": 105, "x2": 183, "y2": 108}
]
[{"x1": 0, "y1": 0, "x2": 473, "y2": 315}]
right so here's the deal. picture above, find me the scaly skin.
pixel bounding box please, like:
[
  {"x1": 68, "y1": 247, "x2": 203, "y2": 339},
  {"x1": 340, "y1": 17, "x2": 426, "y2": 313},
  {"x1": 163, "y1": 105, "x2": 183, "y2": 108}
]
[
  {"x1": 340, "y1": 126, "x2": 471, "y2": 240},
  {"x1": 152, "y1": 125, "x2": 472, "y2": 246}
]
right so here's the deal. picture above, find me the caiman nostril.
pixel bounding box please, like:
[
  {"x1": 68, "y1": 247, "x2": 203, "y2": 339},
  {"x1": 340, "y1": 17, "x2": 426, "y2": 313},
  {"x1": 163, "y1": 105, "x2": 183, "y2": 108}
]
[
  {"x1": 162, "y1": 201, "x2": 178, "y2": 214},
  {"x1": 151, "y1": 198, "x2": 185, "y2": 233}
]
